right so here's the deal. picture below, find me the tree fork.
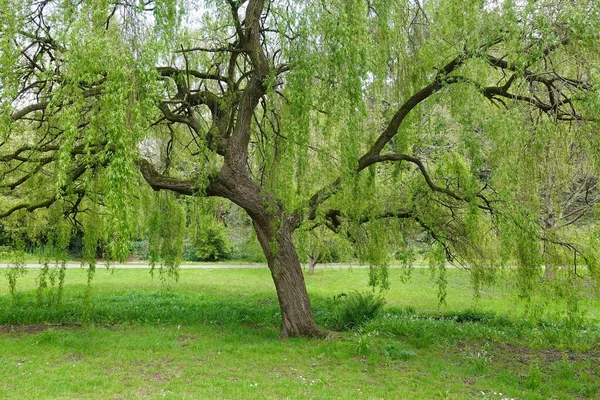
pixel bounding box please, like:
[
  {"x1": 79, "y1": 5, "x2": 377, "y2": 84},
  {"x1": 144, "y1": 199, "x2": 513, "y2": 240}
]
[{"x1": 139, "y1": 160, "x2": 326, "y2": 338}]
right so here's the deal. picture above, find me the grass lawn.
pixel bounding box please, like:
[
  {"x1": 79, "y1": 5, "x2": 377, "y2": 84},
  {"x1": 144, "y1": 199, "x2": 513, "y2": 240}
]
[{"x1": 0, "y1": 266, "x2": 599, "y2": 399}]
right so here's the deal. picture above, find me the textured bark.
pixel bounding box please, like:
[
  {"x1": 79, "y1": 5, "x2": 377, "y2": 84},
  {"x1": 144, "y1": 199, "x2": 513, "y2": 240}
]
[
  {"x1": 138, "y1": 0, "x2": 326, "y2": 337},
  {"x1": 141, "y1": 160, "x2": 327, "y2": 338},
  {"x1": 253, "y1": 218, "x2": 326, "y2": 339}
]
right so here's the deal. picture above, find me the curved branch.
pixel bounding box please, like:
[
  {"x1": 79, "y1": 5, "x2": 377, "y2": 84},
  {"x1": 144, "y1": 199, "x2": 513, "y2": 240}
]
[
  {"x1": 157, "y1": 102, "x2": 200, "y2": 131},
  {"x1": 10, "y1": 101, "x2": 49, "y2": 121},
  {"x1": 320, "y1": 208, "x2": 413, "y2": 232},
  {"x1": 361, "y1": 153, "x2": 493, "y2": 208},
  {"x1": 307, "y1": 151, "x2": 494, "y2": 225},
  {"x1": 0, "y1": 197, "x2": 55, "y2": 219},
  {"x1": 177, "y1": 46, "x2": 243, "y2": 54},
  {"x1": 138, "y1": 159, "x2": 199, "y2": 195},
  {"x1": 10, "y1": 87, "x2": 103, "y2": 121},
  {"x1": 0, "y1": 169, "x2": 87, "y2": 218},
  {"x1": 360, "y1": 54, "x2": 466, "y2": 161}
]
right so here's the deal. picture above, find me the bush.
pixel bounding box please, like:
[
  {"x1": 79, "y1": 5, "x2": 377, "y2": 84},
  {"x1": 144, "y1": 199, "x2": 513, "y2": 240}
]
[
  {"x1": 129, "y1": 240, "x2": 150, "y2": 260},
  {"x1": 189, "y1": 218, "x2": 231, "y2": 262},
  {"x1": 230, "y1": 237, "x2": 266, "y2": 263},
  {"x1": 325, "y1": 291, "x2": 386, "y2": 331}
]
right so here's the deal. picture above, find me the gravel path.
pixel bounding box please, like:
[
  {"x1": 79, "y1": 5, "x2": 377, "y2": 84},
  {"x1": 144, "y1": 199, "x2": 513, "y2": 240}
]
[{"x1": 0, "y1": 262, "x2": 436, "y2": 269}]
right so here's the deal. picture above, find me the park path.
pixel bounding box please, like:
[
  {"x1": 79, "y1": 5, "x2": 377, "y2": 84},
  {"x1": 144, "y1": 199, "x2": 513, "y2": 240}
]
[{"x1": 0, "y1": 262, "x2": 436, "y2": 269}]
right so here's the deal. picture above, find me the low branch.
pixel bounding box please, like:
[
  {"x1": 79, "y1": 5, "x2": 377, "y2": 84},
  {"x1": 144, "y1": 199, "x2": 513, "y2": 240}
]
[
  {"x1": 0, "y1": 184, "x2": 87, "y2": 219},
  {"x1": 176, "y1": 46, "x2": 243, "y2": 54},
  {"x1": 137, "y1": 158, "x2": 199, "y2": 195},
  {"x1": 10, "y1": 101, "x2": 49, "y2": 121},
  {"x1": 0, "y1": 197, "x2": 55, "y2": 219}
]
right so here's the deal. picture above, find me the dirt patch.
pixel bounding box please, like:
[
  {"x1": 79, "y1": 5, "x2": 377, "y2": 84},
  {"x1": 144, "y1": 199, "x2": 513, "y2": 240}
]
[
  {"x1": 149, "y1": 372, "x2": 167, "y2": 382},
  {"x1": 0, "y1": 323, "x2": 81, "y2": 334},
  {"x1": 177, "y1": 334, "x2": 198, "y2": 347},
  {"x1": 64, "y1": 353, "x2": 84, "y2": 362},
  {"x1": 494, "y1": 342, "x2": 600, "y2": 365}
]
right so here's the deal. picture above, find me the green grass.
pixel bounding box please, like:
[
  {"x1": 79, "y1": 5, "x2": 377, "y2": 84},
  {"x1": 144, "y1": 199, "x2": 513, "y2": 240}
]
[{"x1": 0, "y1": 267, "x2": 599, "y2": 399}]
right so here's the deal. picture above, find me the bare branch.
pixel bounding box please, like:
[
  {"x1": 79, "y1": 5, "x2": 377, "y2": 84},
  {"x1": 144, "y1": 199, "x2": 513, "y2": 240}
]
[{"x1": 157, "y1": 66, "x2": 228, "y2": 83}]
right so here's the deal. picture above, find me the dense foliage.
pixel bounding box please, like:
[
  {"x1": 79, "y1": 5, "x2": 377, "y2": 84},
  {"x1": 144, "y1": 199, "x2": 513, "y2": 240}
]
[{"x1": 1, "y1": 0, "x2": 599, "y2": 337}]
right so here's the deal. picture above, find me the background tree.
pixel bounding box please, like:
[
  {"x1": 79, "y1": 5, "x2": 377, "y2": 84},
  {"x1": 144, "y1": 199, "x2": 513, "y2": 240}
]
[
  {"x1": 1, "y1": 0, "x2": 599, "y2": 338},
  {"x1": 297, "y1": 225, "x2": 353, "y2": 275}
]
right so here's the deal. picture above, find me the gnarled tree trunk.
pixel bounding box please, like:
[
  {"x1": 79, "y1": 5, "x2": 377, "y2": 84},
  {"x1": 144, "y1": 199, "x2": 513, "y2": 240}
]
[
  {"x1": 209, "y1": 166, "x2": 326, "y2": 338},
  {"x1": 253, "y1": 218, "x2": 326, "y2": 339},
  {"x1": 140, "y1": 161, "x2": 327, "y2": 338}
]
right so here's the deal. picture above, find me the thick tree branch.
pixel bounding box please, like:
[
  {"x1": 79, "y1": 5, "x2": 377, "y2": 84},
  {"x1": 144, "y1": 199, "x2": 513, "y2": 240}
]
[
  {"x1": 320, "y1": 208, "x2": 413, "y2": 232},
  {"x1": 0, "y1": 197, "x2": 56, "y2": 219},
  {"x1": 359, "y1": 153, "x2": 466, "y2": 202},
  {"x1": 226, "y1": 0, "x2": 269, "y2": 172},
  {"x1": 138, "y1": 159, "x2": 199, "y2": 195},
  {"x1": 360, "y1": 54, "x2": 467, "y2": 161},
  {"x1": 0, "y1": 160, "x2": 90, "y2": 218}
]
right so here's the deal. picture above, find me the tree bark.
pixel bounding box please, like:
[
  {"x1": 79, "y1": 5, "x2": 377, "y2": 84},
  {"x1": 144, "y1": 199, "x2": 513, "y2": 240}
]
[
  {"x1": 307, "y1": 253, "x2": 317, "y2": 275},
  {"x1": 253, "y1": 219, "x2": 326, "y2": 339}
]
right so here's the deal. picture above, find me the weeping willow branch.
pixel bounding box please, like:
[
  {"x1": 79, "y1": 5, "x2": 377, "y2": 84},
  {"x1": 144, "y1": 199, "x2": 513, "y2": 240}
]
[
  {"x1": 157, "y1": 66, "x2": 228, "y2": 83},
  {"x1": 137, "y1": 158, "x2": 199, "y2": 195},
  {"x1": 319, "y1": 208, "x2": 413, "y2": 232},
  {"x1": 306, "y1": 31, "x2": 595, "y2": 223},
  {"x1": 0, "y1": 187, "x2": 87, "y2": 219},
  {"x1": 10, "y1": 87, "x2": 103, "y2": 121},
  {"x1": 360, "y1": 54, "x2": 467, "y2": 159},
  {"x1": 307, "y1": 151, "x2": 495, "y2": 226}
]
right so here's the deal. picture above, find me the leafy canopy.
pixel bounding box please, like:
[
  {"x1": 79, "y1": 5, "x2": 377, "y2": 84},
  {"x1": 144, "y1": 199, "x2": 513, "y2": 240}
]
[{"x1": 0, "y1": 0, "x2": 599, "y2": 299}]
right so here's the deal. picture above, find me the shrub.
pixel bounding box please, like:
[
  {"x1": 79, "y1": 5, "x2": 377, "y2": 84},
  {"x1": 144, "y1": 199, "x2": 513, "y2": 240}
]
[
  {"x1": 325, "y1": 291, "x2": 386, "y2": 331},
  {"x1": 189, "y1": 217, "x2": 231, "y2": 262},
  {"x1": 129, "y1": 240, "x2": 150, "y2": 260},
  {"x1": 382, "y1": 343, "x2": 416, "y2": 360}
]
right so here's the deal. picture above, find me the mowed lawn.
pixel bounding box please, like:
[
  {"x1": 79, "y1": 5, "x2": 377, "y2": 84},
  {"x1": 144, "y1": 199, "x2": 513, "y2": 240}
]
[{"x1": 0, "y1": 266, "x2": 599, "y2": 399}]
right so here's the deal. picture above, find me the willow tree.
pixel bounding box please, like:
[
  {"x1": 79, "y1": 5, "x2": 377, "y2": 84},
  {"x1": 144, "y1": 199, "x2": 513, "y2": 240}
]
[{"x1": 1, "y1": 0, "x2": 600, "y2": 337}]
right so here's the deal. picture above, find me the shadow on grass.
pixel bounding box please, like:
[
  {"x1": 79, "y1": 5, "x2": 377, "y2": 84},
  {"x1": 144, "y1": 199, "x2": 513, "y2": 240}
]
[
  {"x1": 2, "y1": 289, "x2": 599, "y2": 351},
  {"x1": 0, "y1": 289, "x2": 282, "y2": 329}
]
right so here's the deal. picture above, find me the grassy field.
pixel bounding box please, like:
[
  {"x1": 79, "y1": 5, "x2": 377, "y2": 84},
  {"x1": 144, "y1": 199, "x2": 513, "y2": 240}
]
[{"x1": 0, "y1": 266, "x2": 599, "y2": 399}]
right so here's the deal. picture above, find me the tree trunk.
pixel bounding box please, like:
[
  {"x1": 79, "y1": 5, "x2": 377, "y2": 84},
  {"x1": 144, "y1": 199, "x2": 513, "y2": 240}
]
[
  {"x1": 140, "y1": 162, "x2": 326, "y2": 338},
  {"x1": 307, "y1": 253, "x2": 317, "y2": 275},
  {"x1": 253, "y1": 220, "x2": 326, "y2": 339}
]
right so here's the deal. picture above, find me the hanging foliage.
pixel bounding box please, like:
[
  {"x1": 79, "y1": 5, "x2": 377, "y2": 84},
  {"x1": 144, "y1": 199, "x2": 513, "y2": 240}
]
[{"x1": 1, "y1": 0, "x2": 599, "y2": 337}]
